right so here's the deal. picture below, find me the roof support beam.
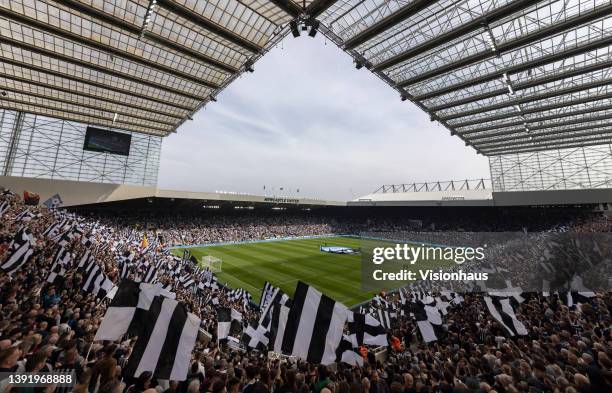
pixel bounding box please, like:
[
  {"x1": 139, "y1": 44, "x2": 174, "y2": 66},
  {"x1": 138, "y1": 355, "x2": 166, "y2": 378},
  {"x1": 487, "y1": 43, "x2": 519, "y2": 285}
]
[
  {"x1": 0, "y1": 57, "x2": 193, "y2": 114},
  {"x1": 440, "y1": 77, "x2": 612, "y2": 121},
  {"x1": 451, "y1": 91, "x2": 612, "y2": 129},
  {"x1": 373, "y1": 0, "x2": 534, "y2": 69},
  {"x1": 55, "y1": 0, "x2": 238, "y2": 74},
  {"x1": 156, "y1": 0, "x2": 262, "y2": 54},
  {"x1": 0, "y1": 38, "x2": 206, "y2": 103},
  {"x1": 0, "y1": 86, "x2": 174, "y2": 130},
  {"x1": 473, "y1": 123, "x2": 612, "y2": 146},
  {"x1": 482, "y1": 137, "x2": 612, "y2": 156},
  {"x1": 0, "y1": 76, "x2": 180, "y2": 124},
  {"x1": 476, "y1": 129, "x2": 612, "y2": 150},
  {"x1": 0, "y1": 106, "x2": 166, "y2": 136},
  {"x1": 407, "y1": 32, "x2": 612, "y2": 97},
  {"x1": 388, "y1": 3, "x2": 612, "y2": 85},
  {"x1": 270, "y1": 0, "x2": 303, "y2": 17},
  {"x1": 307, "y1": 0, "x2": 339, "y2": 18},
  {"x1": 0, "y1": 7, "x2": 222, "y2": 89},
  {"x1": 457, "y1": 103, "x2": 612, "y2": 135},
  {"x1": 0, "y1": 97, "x2": 169, "y2": 133},
  {"x1": 487, "y1": 140, "x2": 612, "y2": 156},
  {"x1": 428, "y1": 58, "x2": 612, "y2": 111},
  {"x1": 468, "y1": 113, "x2": 612, "y2": 141},
  {"x1": 343, "y1": 0, "x2": 432, "y2": 49}
]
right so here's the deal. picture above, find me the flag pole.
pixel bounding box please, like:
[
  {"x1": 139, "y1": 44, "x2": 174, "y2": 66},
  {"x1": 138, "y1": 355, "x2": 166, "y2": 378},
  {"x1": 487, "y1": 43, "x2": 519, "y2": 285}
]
[{"x1": 84, "y1": 341, "x2": 94, "y2": 364}]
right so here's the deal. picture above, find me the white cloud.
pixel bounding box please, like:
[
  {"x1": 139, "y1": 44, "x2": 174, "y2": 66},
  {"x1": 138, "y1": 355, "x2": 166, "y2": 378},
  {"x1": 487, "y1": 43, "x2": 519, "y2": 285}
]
[{"x1": 158, "y1": 34, "x2": 489, "y2": 200}]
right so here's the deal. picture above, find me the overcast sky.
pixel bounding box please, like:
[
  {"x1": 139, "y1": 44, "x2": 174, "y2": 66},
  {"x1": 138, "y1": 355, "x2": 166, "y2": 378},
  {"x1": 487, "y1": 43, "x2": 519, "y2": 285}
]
[{"x1": 158, "y1": 34, "x2": 489, "y2": 201}]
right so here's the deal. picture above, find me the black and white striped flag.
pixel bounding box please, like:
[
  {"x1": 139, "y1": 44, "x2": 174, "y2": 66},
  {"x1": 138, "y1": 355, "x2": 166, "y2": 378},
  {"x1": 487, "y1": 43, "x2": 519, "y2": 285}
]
[
  {"x1": 229, "y1": 288, "x2": 241, "y2": 301},
  {"x1": 280, "y1": 282, "x2": 348, "y2": 365},
  {"x1": 81, "y1": 232, "x2": 95, "y2": 248},
  {"x1": 82, "y1": 262, "x2": 114, "y2": 299},
  {"x1": 260, "y1": 281, "x2": 276, "y2": 309},
  {"x1": 0, "y1": 228, "x2": 34, "y2": 275},
  {"x1": 46, "y1": 261, "x2": 66, "y2": 284},
  {"x1": 172, "y1": 261, "x2": 182, "y2": 277},
  {"x1": 46, "y1": 247, "x2": 71, "y2": 284},
  {"x1": 123, "y1": 296, "x2": 200, "y2": 381},
  {"x1": 372, "y1": 295, "x2": 389, "y2": 308},
  {"x1": 557, "y1": 276, "x2": 595, "y2": 307},
  {"x1": 82, "y1": 262, "x2": 101, "y2": 292},
  {"x1": 97, "y1": 277, "x2": 114, "y2": 299},
  {"x1": 159, "y1": 285, "x2": 176, "y2": 300},
  {"x1": 217, "y1": 308, "x2": 243, "y2": 340},
  {"x1": 440, "y1": 290, "x2": 463, "y2": 305},
  {"x1": 0, "y1": 200, "x2": 9, "y2": 218},
  {"x1": 43, "y1": 218, "x2": 67, "y2": 239},
  {"x1": 410, "y1": 301, "x2": 444, "y2": 343},
  {"x1": 411, "y1": 291, "x2": 435, "y2": 305},
  {"x1": 120, "y1": 261, "x2": 131, "y2": 280},
  {"x1": 484, "y1": 296, "x2": 527, "y2": 337},
  {"x1": 558, "y1": 291, "x2": 595, "y2": 308},
  {"x1": 374, "y1": 308, "x2": 395, "y2": 330},
  {"x1": 15, "y1": 208, "x2": 42, "y2": 222},
  {"x1": 52, "y1": 224, "x2": 77, "y2": 247},
  {"x1": 347, "y1": 312, "x2": 388, "y2": 347},
  {"x1": 95, "y1": 280, "x2": 161, "y2": 340},
  {"x1": 434, "y1": 296, "x2": 451, "y2": 315},
  {"x1": 335, "y1": 334, "x2": 363, "y2": 366},
  {"x1": 119, "y1": 250, "x2": 135, "y2": 265},
  {"x1": 142, "y1": 264, "x2": 157, "y2": 283},
  {"x1": 398, "y1": 288, "x2": 407, "y2": 305},
  {"x1": 268, "y1": 301, "x2": 291, "y2": 354},
  {"x1": 54, "y1": 247, "x2": 72, "y2": 266},
  {"x1": 42, "y1": 193, "x2": 63, "y2": 209},
  {"x1": 179, "y1": 275, "x2": 194, "y2": 289},
  {"x1": 242, "y1": 286, "x2": 291, "y2": 350},
  {"x1": 241, "y1": 321, "x2": 268, "y2": 352},
  {"x1": 229, "y1": 287, "x2": 252, "y2": 308},
  {"x1": 78, "y1": 249, "x2": 93, "y2": 268}
]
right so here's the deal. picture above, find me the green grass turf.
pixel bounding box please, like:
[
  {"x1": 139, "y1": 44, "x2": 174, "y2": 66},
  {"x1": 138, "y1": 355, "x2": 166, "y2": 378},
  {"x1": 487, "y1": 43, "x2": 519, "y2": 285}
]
[
  {"x1": 174, "y1": 237, "x2": 378, "y2": 306},
  {"x1": 173, "y1": 236, "x2": 454, "y2": 307}
]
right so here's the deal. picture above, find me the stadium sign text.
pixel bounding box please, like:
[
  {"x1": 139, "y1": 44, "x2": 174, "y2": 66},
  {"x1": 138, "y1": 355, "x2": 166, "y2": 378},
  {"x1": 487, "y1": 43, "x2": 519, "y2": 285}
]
[{"x1": 263, "y1": 197, "x2": 300, "y2": 204}]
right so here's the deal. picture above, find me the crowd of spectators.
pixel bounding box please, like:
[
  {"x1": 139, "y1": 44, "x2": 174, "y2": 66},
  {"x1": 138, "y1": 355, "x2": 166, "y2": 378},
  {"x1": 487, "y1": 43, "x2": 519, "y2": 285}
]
[
  {"x1": 0, "y1": 189, "x2": 610, "y2": 393},
  {"x1": 82, "y1": 207, "x2": 610, "y2": 248}
]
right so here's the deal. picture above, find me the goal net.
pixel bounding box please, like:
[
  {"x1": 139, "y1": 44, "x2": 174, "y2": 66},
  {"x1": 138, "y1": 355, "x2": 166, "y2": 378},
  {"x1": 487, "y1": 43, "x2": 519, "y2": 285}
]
[{"x1": 201, "y1": 255, "x2": 222, "y2": 273}]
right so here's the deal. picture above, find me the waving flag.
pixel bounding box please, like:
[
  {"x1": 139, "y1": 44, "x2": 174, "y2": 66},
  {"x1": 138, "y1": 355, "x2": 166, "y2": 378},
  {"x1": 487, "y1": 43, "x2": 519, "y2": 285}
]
[
  {"x1": 123, "y1": 296, "x2": 200, "y2": 381},
  {"x1": 0, "y1": 228, "x2": 34, "y2": 275},
  {"x1": 280, "y1": 282, "x2": 348, "y2": 365}
]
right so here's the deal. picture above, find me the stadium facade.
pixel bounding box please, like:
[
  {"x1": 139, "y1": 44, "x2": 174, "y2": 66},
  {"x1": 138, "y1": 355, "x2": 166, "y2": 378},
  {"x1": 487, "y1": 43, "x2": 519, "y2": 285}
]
[{"x1": 1, "y1": 0, "x2": 612, "y2": 204}]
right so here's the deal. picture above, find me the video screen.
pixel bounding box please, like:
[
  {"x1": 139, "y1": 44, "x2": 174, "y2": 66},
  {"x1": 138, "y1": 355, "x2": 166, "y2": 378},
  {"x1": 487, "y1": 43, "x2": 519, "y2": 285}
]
[{"x1": 83, "y1": 127, "x2": 131, "y2": 156}]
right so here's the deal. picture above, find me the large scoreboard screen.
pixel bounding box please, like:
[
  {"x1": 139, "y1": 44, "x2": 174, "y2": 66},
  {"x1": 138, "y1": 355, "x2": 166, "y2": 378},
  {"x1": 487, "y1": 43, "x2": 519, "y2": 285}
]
[{"x1": 83, "y1": 127, "x2": 131, "y2": 156}]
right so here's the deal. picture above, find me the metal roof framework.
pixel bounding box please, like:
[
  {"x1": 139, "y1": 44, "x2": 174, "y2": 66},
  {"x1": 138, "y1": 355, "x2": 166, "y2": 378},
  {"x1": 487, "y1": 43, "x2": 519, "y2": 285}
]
[
  {"x1": 318, "y1": 0, "x2": 612, "y2": 156},
  {"x1": 0, "y1": 0, "x2": 334, "y2": 136},
  {"x1": 374, "y1": 178, "x2": 491, "y2": 193},
  {"x1": 2, "y1": 0, "x2": 612, "y2": 158}
]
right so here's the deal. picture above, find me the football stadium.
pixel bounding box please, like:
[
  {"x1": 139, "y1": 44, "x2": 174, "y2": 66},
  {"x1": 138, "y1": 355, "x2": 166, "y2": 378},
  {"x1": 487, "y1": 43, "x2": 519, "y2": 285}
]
[
  {"x1": 172, "y1": 236, "x2": 369, "y2": 306},
  {"x1": 1, "y1": 1, "x2": 612, "y2": 393}
]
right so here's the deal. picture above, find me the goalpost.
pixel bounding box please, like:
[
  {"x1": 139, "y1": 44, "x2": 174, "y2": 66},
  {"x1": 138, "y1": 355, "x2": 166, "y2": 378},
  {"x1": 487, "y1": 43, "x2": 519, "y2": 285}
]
[{"x1": 201, "y1": 255, "x2": 223, "y2": 273}]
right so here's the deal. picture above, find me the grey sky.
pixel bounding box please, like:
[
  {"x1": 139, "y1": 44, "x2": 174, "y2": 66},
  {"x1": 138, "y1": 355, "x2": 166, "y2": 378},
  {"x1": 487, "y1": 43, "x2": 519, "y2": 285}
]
[{"x1": 158, "y1": 34, "x2": 489, "y2": 201}]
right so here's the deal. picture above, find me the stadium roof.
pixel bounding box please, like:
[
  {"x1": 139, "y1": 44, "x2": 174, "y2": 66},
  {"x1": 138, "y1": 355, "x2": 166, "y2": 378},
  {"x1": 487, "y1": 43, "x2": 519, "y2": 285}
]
[
  {"x1": 0, "y1": 0, "x2": 317, "y2": 136},
  {"x1": 1, "y1": 1, "x2": 612, "y2": 156},
  {"x1": 319, "y1": 0, "x2": 612, "y2": 156}
]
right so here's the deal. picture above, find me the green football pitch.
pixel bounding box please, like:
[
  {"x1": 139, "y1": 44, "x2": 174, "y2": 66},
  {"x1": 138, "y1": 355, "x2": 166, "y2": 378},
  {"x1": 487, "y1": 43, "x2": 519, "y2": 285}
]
[{"x1": 173, "y1": 236, "x2": 378, "y2": 306}]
